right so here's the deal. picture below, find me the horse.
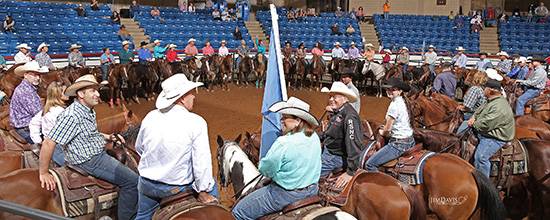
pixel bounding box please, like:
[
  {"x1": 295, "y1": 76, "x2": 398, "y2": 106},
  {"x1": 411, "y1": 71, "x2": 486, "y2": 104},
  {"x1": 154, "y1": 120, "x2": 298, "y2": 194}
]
[
  {"x1": 361, "y1": 60, "x2": 386, "y2": 97},
  {"x1": 216, "y1": 135, "x2": 358, "y2": 220},
  {"x1": 107, "y1": 64, "x2": 131, "y2": 107},
  {"x1": 127, "y1": 62, "x2": 158, "y2": 101},
  {"x1": 0, "y1": 64, "x2": 24, "y2": 99},
  {"x1": 199, "y1": 55, "x2": 222, "y2": 92},
  {"x1": 525, "y1": 94, "x2": 550, "y2": 122},
  {"x1": 362, "y1": 120, "x2": 506, "y2": 220},
  {"x1": 515, "y1": 115, "x2": 550, "y2": 140},
  {"x1": 309, "y1": 55, "x2": 325, "y2": 91},
  {"x1": 96, "y1": 105, "x2": 141, "y2": 134},
  {"x1": 179, "y1": 57, "x2": 200, "y2": 82},
  {"x1": 283, "y1": 56, "x2": 294, "y2": 87},
  {"x1": 329, "y1": 57, "x2": 342, "y2": 82},
  {"x1": 60, "y1": 66, "x2": 101, "y2": 84},
  {"x1": 236, "y1": 56, "x2": 255, "y2": 86},
  {"x1": 293, "y1": 57, "x2": 307, "y2": 89},
  {"x1": 219, "y1": 55, "x2": 233, "y2": 91},
  {"x1": 254, "y1": 54, "x2": 267, "y2": 88},
  {"x1": 151, "y1": 59, "x2": 174, "y2": 93}
]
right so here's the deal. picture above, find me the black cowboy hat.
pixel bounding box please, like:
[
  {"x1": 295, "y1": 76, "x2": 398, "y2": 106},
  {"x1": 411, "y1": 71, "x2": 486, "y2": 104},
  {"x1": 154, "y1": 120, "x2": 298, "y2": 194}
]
[
  {"x1": 285, "y1": 41, "x2": 291, "y2": 45},
  {"x1": 382, "y1": 78, "x2": 411, "y2": 92},
  {"x1": 140, "y1": 41, "x2": 148, "y2": 47},
  {"x1": 531, "y1": 56, "x2": 546, "y2": 63},
  {"x1": 298, "y1": 42, "x2": 304, "y2": 47},
  {"x1": 485, "y1": 79, "x2": 501, "y2": 90}
]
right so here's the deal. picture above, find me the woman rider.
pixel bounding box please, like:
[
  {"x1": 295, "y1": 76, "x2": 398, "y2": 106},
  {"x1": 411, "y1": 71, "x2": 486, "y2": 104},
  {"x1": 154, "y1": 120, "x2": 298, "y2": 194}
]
[{"x1": 456, "y1": 71, "x2": 487, "y2": 134}]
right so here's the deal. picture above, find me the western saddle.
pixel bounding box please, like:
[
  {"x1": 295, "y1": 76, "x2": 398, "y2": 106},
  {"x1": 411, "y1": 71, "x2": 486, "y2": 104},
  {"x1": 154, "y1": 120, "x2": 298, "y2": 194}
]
[{"x1": 489, "y1": 139, "x2": 529, "y2": 190}]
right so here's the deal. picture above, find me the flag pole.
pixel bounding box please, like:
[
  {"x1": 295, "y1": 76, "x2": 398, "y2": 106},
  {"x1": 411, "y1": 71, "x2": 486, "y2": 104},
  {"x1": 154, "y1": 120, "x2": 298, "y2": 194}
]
[{"x1": 269, "y1": 4, "x2": 288, "y2": 101}]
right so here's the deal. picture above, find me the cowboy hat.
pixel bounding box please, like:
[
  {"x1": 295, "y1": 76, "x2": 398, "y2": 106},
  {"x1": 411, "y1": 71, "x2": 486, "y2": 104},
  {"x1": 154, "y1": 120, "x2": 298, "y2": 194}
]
[
  {"x1": 496, "y1": 51, "x2": 509, "y2": 57},
  {"x1": 37, "y1": 42, "x2": 49, "y2": 52},
  {"x1": 428, "y1": 45, "x2": 436, "y2": 49},
  {"x1": 531, "y1": 56, "x2": 546, "y2": 63},
  {"x1": 168, "y1": 44, "x2": 177, "y2": 48},
  {"x1": 14, "y1": 61, "x2": 49, "y2": 75},
  {"x1": 485, "y1": 68, "x2": 503, "y2": 81},
  {"x1": 478, "y1": 52, "x2": 488, "y2": 56},
  {"x1": 455, "y1": 46, "x2": 466, "y2": 51},
  {"x1": 156, "y1": 74, "x2": 203, "y2": 110},
  {"x1": 322, "y1": 81, "x2": 358, "y2": 102},
  {"x1": 383, "y1": 49, "x2": 392, "y2": 54},
  {"x1": 365, "y1": 43, "x2": 374, "y2": 48},
  {"x1": 140, "y1": 41, "x2": 149, "y2": 47},
  {"x1": 526, "y1": 56, "x2": 533, "y2": 63},
  {"x1": 221, "y1": 40, "x2": 227, "y2": 43},
  {"x1": 514, "y1": 56, "x2": 527, "y2": 63},
  {"x1": 382, "y1": 77, "x2": 411, "y2": 92},
  {"x1": 350, "y1": 42, "x2": 356, "y2": 45},
  {"x1": 16, "y1": 43, "x2": 31, "y2": 50},
  {"x1": 268, "y1": 97, "x2": 319, "y2": 127},
  {"x1": 401, "y1": 46, "x2": 409, "y2": 51},
  {"x1": 122, "y1": 41, "x2": 130, "y2": 46},
  {"x1": 69, "y1": 44, "x2": 82, "y2": 50},
  {"x1": 154, "y1": 39, "x2": 162, "y2": 44},
  {"x1": 187, "y1": 38, "x2": 196, "y2": 43},
  {"x1": 334, "y1": 42, "x2": 341, "y2": 46},
  {"x1": 485, "y1": 79, "x2": 501, "y2": 90},
  {"x1": 65, "y1": 74, "x2": 99, "y2": 96}
]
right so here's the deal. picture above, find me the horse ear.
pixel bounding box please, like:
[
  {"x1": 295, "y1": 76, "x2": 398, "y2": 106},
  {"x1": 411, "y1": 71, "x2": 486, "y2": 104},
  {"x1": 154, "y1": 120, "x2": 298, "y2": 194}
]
[
  {"x1": 217, "y1": 135, "x2": 224, "y2": 147},
  {"x1": 234, "y1": 134, "x2": 242, "y2": 143},
  {"x1": 127, "y1": 110, "x2": 134, "y2": 118},
  {"x1": 245, "y1": 131, "x2": 251, "y2": 139}
]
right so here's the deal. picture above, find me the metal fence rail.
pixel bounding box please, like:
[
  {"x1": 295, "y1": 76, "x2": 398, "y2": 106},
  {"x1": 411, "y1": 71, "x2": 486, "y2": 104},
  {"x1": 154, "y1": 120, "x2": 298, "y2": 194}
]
[{"x1": 0, "y1": 200, "x2": 72, "y2": 220}]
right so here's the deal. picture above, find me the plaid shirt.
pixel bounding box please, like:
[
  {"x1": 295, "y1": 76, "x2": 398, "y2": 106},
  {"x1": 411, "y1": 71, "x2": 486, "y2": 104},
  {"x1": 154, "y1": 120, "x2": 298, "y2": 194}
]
[
  {"x1": 463, "y1": 85, "x2": 486, "y2": 112},
  {"x1": 496, "y1": 60, "x2": 512, "y2": 74},
  {"x1": 47, "y1": 101, "x2": 105, "y2": 165}
]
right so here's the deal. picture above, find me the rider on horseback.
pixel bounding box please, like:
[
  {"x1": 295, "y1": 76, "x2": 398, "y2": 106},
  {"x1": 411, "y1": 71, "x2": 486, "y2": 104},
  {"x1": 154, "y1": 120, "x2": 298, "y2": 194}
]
[
  {"x1": 39, "y1": 74, "x2": 139, "y2": 220},
  {"x1": 423, "y1": 45, "x2": 437, "y2": 80},
  {"x1": 311, "y1": 42, "x2": 325, "y2": 65},
  {"x1": 232, "y1": 97, "x2": 321, "y2": 220},
  {"x1": 363, "y1": 43, "x2": 375, "y2": 61},
  {"x1": 432, "y1": 62, "x2": 457, "y2": 98},
  {"x1": 202, "y1": 40, "x2": 215, "y2": 56},
  {"x1": 514, "y1": 57, "x2": 547, "y2": 116},
  {"x1": 456, "y1": 71, "x2": 487, "y2": 134},
  {"x1": 282, "y1": 41, "x2": 293, "y2": 59},
  {"x1": 466, "y1": 79, "x2": 515, "y2": 177},
  {"x1": 507, "y1": 56, "x2": 529, "y2": 80},
  {"x1": 68, "y1": 44, "x2": 86, "y2": 68},
  {"x1": 166, "y1": 44, "x2": 180, "y2": 63},
  {"x1": 14, "y1": 43, "x2": 33, "y2": 64},
  {"x1": 100, "y1": 47, "x2": 115, "y2": 85},
  {"x1": 236, "y1": 40, "x2": 250, "y2": 69},
  {"x1": 138, "y1": 41, "x2": 153, "y2": 64},
  {"x1": 255, "y1": 37, "x2": 267, "y2": 55},
  {"x1": 119, "y1": 41, "x2": 134, "y2": 64},
  {"x1": 451, "y1": 46, "x2": 468, "y2": 68},
  {"x1": 153, "y1": 39, "x2": 168, "y2": 59},
  {"x1": 35, "y1": 43, "x2": 57, "y2": 70},
  {"x1": 218, "y1": 40, "x2": 230, "y2": 56},
  {"x1": 347, "y1": 42, "x2": 361, "y2": 60},
  {"x1": 396, "y1": 46, "x2": 409, "y2": 75},
  {"x1": 495, "y1": 51, "x2": 512, "y2": 75},
  {"x1": 135, "y1": 74, "x2": 218, "y2": 219},
  {"x1": 475, "y1": 52, "x2": 494, "y2": 71},
  {"x1": 184, "y1": 38, "x2": 198, "y2": 61},
  {"x1": 340, "y1": 72, "x2": 361, "y2": 114},
  {"x1": 365, "y1": 78, "x2": 415, "y2": 172},
  {"x1": 320, "y1": 82, "x2": 363, "y2": 188}
]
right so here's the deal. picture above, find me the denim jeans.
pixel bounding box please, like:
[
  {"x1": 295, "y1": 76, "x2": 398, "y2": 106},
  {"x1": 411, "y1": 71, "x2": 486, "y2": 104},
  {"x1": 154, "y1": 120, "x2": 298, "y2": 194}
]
[
  {"x1": 14, "y1": 127, "x2": 33, "y2": 144},
  {"x1": 100, "y1": 64, "x2": 110, "y2": 81},
  {"x1": 136, "y1": 176, "x2": 220, "y2": 220},
  {"x1": 232, "y1": 183, "x2": 318, "y2": 220},
  {"x1": 475, "y1": 134, "x2": 506, "y2": 177},
  {"x1": 428, "y1": 64, "x2": 436, "y2": 80},
  {"x1": 456, "y1": 112, "x2": 473, "y2": 135},
  {"x1": 384, "y1": 12, "x2": 389, "y2": 19},
  {"x1": 515, "y1": 88, "x2": 541, "y2": 116},
  {"x1": 402, "y1": 64, "x2": 408, "y2": 78},
  {"x1": 78, "y1": 152, "x2": 138, "y2": 220},
  {"x1": 320, "y1": 149, "x2": 344, "y2": 176},
  {"x1": 52, "y1": 144, "x2": 65, "y2": 166},
  {"x1": 365, "y1": 137, "x2": 415, "y2": 171}
]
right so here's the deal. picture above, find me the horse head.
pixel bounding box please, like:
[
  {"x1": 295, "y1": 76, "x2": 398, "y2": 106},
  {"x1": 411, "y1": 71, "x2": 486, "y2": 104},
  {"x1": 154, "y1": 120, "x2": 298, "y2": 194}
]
[
  {"x1": 241, "y1": 131, "x2": 261, "y2": 165},
  {"x1": 216, "y1": 134, "x2": 243, "y2": 187}
]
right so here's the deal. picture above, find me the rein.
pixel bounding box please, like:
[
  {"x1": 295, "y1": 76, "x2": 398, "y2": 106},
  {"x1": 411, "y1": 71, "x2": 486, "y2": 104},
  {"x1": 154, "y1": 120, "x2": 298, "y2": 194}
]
[{"x1": 414, "y1": 113, "x2": 455, "y2": 129}]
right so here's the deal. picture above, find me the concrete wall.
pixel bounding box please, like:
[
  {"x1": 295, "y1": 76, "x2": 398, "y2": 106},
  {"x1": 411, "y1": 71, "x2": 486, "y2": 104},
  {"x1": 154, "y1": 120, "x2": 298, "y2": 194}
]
[{"x1": 349, "y1": 0, "x2": 471, "y2": 16}]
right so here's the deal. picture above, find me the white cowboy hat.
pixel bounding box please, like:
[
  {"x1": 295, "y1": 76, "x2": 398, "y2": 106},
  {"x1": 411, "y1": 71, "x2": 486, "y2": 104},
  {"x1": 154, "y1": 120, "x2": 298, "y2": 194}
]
[
  {"x1": 69, "y1": 44, "x2": 82, "y2": 50},
  {"x1": 0, "y1": 90, "x2": 5, "y2": 102},
  {"x1": 350, "y1": 42, "x2": 356, "y2": 45},
  {"x1": 322, "y1": 81, "x2": 358, "y2": 102},
  {"x1": 156, "y1": 74, "x2": 203, "y2": 110},
  {"x1": 16, "y1": 43, "x2": 31, "y2": 50},
  {"x1": 65, "y1": 74, "x2": 100, "y2": 96},
  {"x1": 401, "y1": 47, "x2": 409, "y2": 51},
  {"x1": 515, "y1": 56, "x2": 527, "y2": 63},
  {"x1": 496, "y1": 51, "x2": 509, "y2": 57},
  {"x1": 526, "y1": 56, "x2": 533, "y2": 63},
  {"x1": 188, "y1": 38, "x2": 196, "y2": 43},
  {"x1": 334, "y1": 42, "x2": 341, "y2": 46},
  {"x1": 168, "y1": 44, "x2": 177, "y2": 48},
  {"x1": 221, "y1": 40, "x2": 227, "y2": 43},
  {"x1": 428, "y1": 45, "x2": 436, "y2": 49},
  {"x1": 122, "y1": 41, "x2": 130, "y2": 46},
  {"x1": 365, "y1": 43, "x2": 374, "y2": 48},
  {"x1": 455, "y1": 46, "x2": 466, "y2": 51},
  {"x1": 37, "y1": 42, "x2": 49, "y2": 52},
  {"x1": 14, "y1": 61, "x2": 49, "y2": 75},
  {"x1": 383, "y1": 49, "x2": 392, "y2": 54},
  {"x1": 268, "y1": 97, "x2": 319, "y2": 127},
  {"x1": 154, "y1": 39, "x2": 162, "y2": 44},
  {"x1": 485, "y1": 68, "x2": 503, "y2": 81}
]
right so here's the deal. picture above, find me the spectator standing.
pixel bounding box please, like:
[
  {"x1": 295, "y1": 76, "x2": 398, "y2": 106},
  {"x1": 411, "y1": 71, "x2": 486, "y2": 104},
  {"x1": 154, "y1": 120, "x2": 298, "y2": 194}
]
[
  {"x1": 233, "y1": 26, "x2": 243, "y2": 40},
  {"x1": 345, "y1": 24, "x2": 355, "y2": 36},
  {"x1": 100, "y1": 48, "x2": 115, "y2": 85},
  {"x1": 130, "y1": 0, "x2": 140, "y2": 18},
  {"x1": 331, "y1": 23, "x2": 341, "y2": 35},
  {"x1": 535, "y1": 2, "x2": 549, "y2": 22},
  {"x1": 206, "y1": 0, "x2": 213, "y2": 9},
  {"x1": 347, "y1": 42, "x2": 361, "y2": 60},
  {"x1": 287, "y1": 10, "x2": 296, "y2": 21},
  {"x1": 111, "y1": 11, "x2": 121, "y2": 24},
  {"x1": 75, "y1": 4, "x2": 87, "y2": 17},
  {"x1": 218, "y1": 40, "x2": 229, "y2": 56},
  {"x1": 14, "y1": 43, "x2": 33, "y2": 64},
  {"x1": 222, "y1": 10, "x2": 231, "y2": 21},
  {"x1": 90, "y1": 0, "x2": 100, "y2": 11},
  {"x1": 35, "y1": 43, "x2": 56, "y2": 70},
  {"x1": 356, "y1": 7, "x2": 365, "y2": 23},
  {"x1": 119, "y1": 41, "x2": 134, "y2": 64},
  {"x1": 150, "y1": 7, "x2": 161, "y2": 19},
  {"x1": 335, "y1": 7, "x2": 344, "y2": 17},
  {"x1": 383, "y1": 0, "x2": 390, "y2": 19},
  {"x1": 449, "y1": 11, "x2": 455, "y2": 20},
  {"x1": 3, "y1": 15, "x2": 15, "y2": 32},
  {"x1": 188, "y1": 3, "x2": 196, "y2": 13},
  {"x1": 470, "y1": 15, "x2": 483, "y2": 33},
  {"x1": 118, "y1": 25, "x2": 133, "y2": 42}
]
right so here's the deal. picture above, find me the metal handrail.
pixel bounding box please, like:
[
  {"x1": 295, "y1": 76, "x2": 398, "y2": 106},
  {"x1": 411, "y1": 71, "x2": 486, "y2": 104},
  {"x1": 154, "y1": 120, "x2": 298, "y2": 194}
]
[{"x1": 0, "y1": 199, "x2": 72, "y2": 220}]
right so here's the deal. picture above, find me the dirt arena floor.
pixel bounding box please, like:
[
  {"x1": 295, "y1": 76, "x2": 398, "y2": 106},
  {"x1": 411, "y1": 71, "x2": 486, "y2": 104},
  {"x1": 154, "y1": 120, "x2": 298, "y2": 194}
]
[{"x1": 94, "y1": 84, "x2": 390, "y2": 207}]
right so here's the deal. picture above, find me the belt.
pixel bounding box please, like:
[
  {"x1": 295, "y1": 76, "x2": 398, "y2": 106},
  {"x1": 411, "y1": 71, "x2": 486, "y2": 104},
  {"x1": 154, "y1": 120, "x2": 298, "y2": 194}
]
[
  {"x1": 390, "y1": 136, "x2": 414, "y2": 141},
  {"x1": 276, "y1": 182, "x2": 317, "y2": 191}
]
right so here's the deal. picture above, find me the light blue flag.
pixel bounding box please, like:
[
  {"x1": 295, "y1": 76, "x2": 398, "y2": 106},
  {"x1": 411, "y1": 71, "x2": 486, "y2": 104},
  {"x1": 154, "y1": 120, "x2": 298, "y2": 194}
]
[{"x1": 260, "y1": 5, "x2": 287, "y2": 159}]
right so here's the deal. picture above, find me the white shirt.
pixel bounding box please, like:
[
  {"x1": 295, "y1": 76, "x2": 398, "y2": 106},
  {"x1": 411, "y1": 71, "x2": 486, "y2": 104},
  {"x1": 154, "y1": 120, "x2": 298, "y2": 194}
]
[
  {"x1": 218, "y1": 46, "x2": 229, "y2": 56},
  {"x1": 424, "y1": 51, "x2": 437, "y2": 65},
  {"x1": 347, "y1": 82, "x2": 361, "y2": 114},
  {"x1": 14, "y1": 51, "x2": 32, "y2": 64},
  {"x1": 136, "y1": 105, "x2": 215, "y2": 192},
  {"x1": 331, "y1": 47, "x2": 345, "y2": 58},
  {"x1": 28, "y1": 106, "x2": 65, "y2": 144},
  {"x1": 386, "y1": 96, "x2": 413, "y2": 139}
]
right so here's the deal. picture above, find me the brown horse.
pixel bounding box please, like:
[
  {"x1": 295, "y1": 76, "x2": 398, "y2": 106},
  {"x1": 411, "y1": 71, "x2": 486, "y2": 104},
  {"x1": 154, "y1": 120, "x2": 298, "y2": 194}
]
[
  {"x1": 309, "y1": 55, "x2": 325, "y2": 90},
  {"x1": 409, "y1": 93, "x2": 459, "y2": 132},
  {"x1": 236, "y1": 56, "x2": 255, "y2": 86},
  {"x1": 525, "y1": 94, "x2": 550, "y2": 122},
  {"x1": 254, "y1": 54, "x2": 266, "y2": 88},
  {"x1": 219, "y1": 55, "x2": 233, "y2": 91},
  {"x1": 283, "y1": 56, "x2": 293, "y2": 87},
  {"x1": 107, "y1": 64, "x2": 131, "y2": 107},
  {"x1": 96, "y1": 105, "x2": 141, "y2": 134},
  {"x1": 294, "y1": 57, "x2": 307, "y2": 89},
  {"x1": 179, "y1": 58, "x2": 200, "y2": 82},
  {"x1": 329, "y1": 57, "x2": 342, "y2": 82},
  {"x1": 200, "y1": 55, "x2": 222, "y2": 92},
  {"x1": 0, "y1": 64, "x2": 24, "y2": 99}
]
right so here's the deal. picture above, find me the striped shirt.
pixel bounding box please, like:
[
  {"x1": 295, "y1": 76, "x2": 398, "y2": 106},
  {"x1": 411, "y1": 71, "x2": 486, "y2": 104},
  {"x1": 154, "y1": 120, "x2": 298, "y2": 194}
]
[{"x1": 47, "y1": 101, "x2": 105, "y2": 165}]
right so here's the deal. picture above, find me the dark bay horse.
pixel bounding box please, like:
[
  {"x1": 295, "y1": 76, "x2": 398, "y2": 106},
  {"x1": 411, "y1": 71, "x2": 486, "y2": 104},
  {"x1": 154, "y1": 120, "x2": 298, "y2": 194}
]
[
  {"x1": 254, "y1": 54, "x2": 266, "y2": 88},
  {"x1": 107, "y1": 64, "x2": 131, "y2": 107},
  {"x1": 199, "y1": 55, "x2": 222, "y2": 92},
  {"x1": 0, "y1": 64, "x2": 24, "y2": 99},
  {"x1": 236, "y1": 56, "x2": 255, "y2": 86},
  {"x1": 329, "y1": 57, "x2": 342, "y2": 82},
  {"x1": 309, "y1": 55, "x2": 325, "y2": 90},
  {"x1": 219, "y1": 55, "x2": 233, "y2": 91},
  {"x1": 293, "y1": 57, "x2": 307, "y2": 89},
  {"x1": 283, "y1": 56, "x2": 294, "y2": 87},
  {"x1": 525, "y1": 94, "x2": 550, "y2": 122},
  {"x1": 127, "y1": 62, "x2": 158, "y2": 101}
]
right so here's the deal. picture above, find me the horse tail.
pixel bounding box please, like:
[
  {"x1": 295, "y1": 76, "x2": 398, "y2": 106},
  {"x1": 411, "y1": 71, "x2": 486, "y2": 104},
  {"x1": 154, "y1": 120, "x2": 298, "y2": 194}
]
[
  {"x1": 401, "y1": 184, "x2": 427, "y2": 220},
  {"x1": 471, "y1": 169, "x2": 507, "y2": 220}
]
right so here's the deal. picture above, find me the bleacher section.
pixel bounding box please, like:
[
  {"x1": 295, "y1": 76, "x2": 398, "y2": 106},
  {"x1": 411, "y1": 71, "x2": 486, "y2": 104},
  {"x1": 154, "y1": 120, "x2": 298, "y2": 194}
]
[
  {"x1": 134, "y1": 6, "x2": 253, "y2": 49},
  {"x1": 256, "y1": 9, "x2": 363, "y2": 49},
  {"x1": 499, "y1": 17, "x2": 550, "y2": 56},
  {"x1": 0, "y1": 1, "x2": 121, "y2": 56},
  {"x1": 374, "y1": 14, "x2": 480, "y2": 53}
]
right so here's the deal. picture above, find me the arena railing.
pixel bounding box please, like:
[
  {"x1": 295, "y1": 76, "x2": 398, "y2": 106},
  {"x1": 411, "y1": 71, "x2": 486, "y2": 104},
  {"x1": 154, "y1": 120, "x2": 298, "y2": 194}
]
[{"x1": 0, "y1": 199, "x2": 71, "y2": 220}]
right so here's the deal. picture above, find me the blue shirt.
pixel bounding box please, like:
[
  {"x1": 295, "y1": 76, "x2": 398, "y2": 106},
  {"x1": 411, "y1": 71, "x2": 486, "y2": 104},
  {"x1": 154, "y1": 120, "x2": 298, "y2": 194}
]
[
  {"x1": 432, "y1": 71, "x2": 457, "y2": 98},
  {"x1": 258, "y1": 131, "x2": 321, "y2": 190},
  {"x1": 507, "y1": 66, "x2": 529, "y2": 80},
  {"x1": 138, "y1": 48, "x2": 152, "y2": 62},
  {"x1": 475, "y1": 59, "x2": 494, "y2": 71},
  {"x1": 452, "y1": 54, "x2": 468, "y2": 68},
  {"x1": 153, "y1": 46, "x2": 167, "y2": 59},
  {"x1": 100, "y1": 53, "x2": 115, "y2": 65}
]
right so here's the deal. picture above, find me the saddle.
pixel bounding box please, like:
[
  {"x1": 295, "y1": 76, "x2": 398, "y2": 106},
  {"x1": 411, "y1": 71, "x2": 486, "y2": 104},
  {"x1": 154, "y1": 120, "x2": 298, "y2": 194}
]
[
  {"x1": 49, "y1": 166, "x2": 117, "y2": 218},
  {"x1": 259, "y1": 196, "x2": 326, "y2": 220},
  {"x1": 381, "y1": 148, "x2": 435, "y2": 185},
  {"x1": 7, "y1": 129, "x2": 33, "y2": 150},
  {"x1": 489, "y1": 139, "x2": 529, "y2": 190},
  {"x1": 319, "y1": 170, "x2": 367, "y2": 206},
  {"x1": 152, "y1": 191, "x2": 226, "y2": 220}
]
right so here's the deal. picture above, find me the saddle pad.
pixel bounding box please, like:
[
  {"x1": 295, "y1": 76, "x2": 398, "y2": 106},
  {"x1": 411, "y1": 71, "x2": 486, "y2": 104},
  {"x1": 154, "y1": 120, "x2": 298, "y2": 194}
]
[
  {"x1": 49, "y1": 169, "x2": 118, "y2": 218},
  {"x1": 384, "y1": 150, "x2": 435, "y2": 185}
]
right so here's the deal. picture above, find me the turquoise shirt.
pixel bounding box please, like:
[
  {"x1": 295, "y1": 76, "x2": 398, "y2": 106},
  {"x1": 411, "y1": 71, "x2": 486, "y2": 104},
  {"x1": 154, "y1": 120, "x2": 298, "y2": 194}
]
[
  {"x1": 153, "y1": 45, "x2": 167, "y2": 59},
  {"x1": 256, "y1": 39, "x2": 266, "y2": 54},
  {"x1": 0, "y1": 56, "x2": 6, "y2": 65},
  {"x1": 258, "y1": 131, "x2": 321, "y2": 190}
]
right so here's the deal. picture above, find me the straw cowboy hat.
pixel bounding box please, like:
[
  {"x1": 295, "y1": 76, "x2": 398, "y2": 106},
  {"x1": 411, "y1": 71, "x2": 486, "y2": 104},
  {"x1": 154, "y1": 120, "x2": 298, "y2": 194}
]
[
  {"x1": 382, "y1": 77, "x2": 411, "y2": 92},
  {"x1": 268, "y1": 97, "x2": 319, "y2": 127},
  {"x1": 16, "y1": 43, "x2": 31, "y2": 50},
  {"x1": 428, "y1": 45, "x2": 436, "y2": 49},
  {"x1": 122, "y1": 41, "x2": 130, "y2": 46},
  {"x1": 14, "y1": 61, "x2": 49, "y2": 76},
  {"x1": 156, "y1": 74, "x2": 203, "y2": 110},
  {"x1": 322, "y1": 81, "x2": 358, "y2": 102},
  {"x1": 365, "y1": 43, "x2": 374, "y2": 48},
  {"x1": 154, "y1": 39, "x2": 162, "y2": 44},
  {"x1": 383, "y1": 49, "x2": 392, "y2": 54},
  {"x1": 455, "y1": 46, "x2": 466, "y2": 51},
  {"x1": 334, "y1": 42, "x2": 341, "y2": 46},
  {"x1": 485, "y1": 68, "x2": 503, "y2": 81},
  {"x1": 401, "y1": 47, "x2": 409, "y2": 51},
  {"x1": 69, "y1": 44, "x2": 82, "y2": 51},
  {"x1": 188, "y1": 38, "x2": 196, "y2": 43},
  {"x1": 65, "y1": 74, "x2": 99, "y2": 96},
  {"x1": 514, "y1": 56, "x2": 527, "y2": 63},
  {"x1": 168, "y1": 44, "x2": 177, "y2": 48},
  {"x1": 496, "y1": 51, "x2": 509, "y2": 57},
  {"x1": 37, "y1": 42, "x2": 49, "y2": 52}
]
